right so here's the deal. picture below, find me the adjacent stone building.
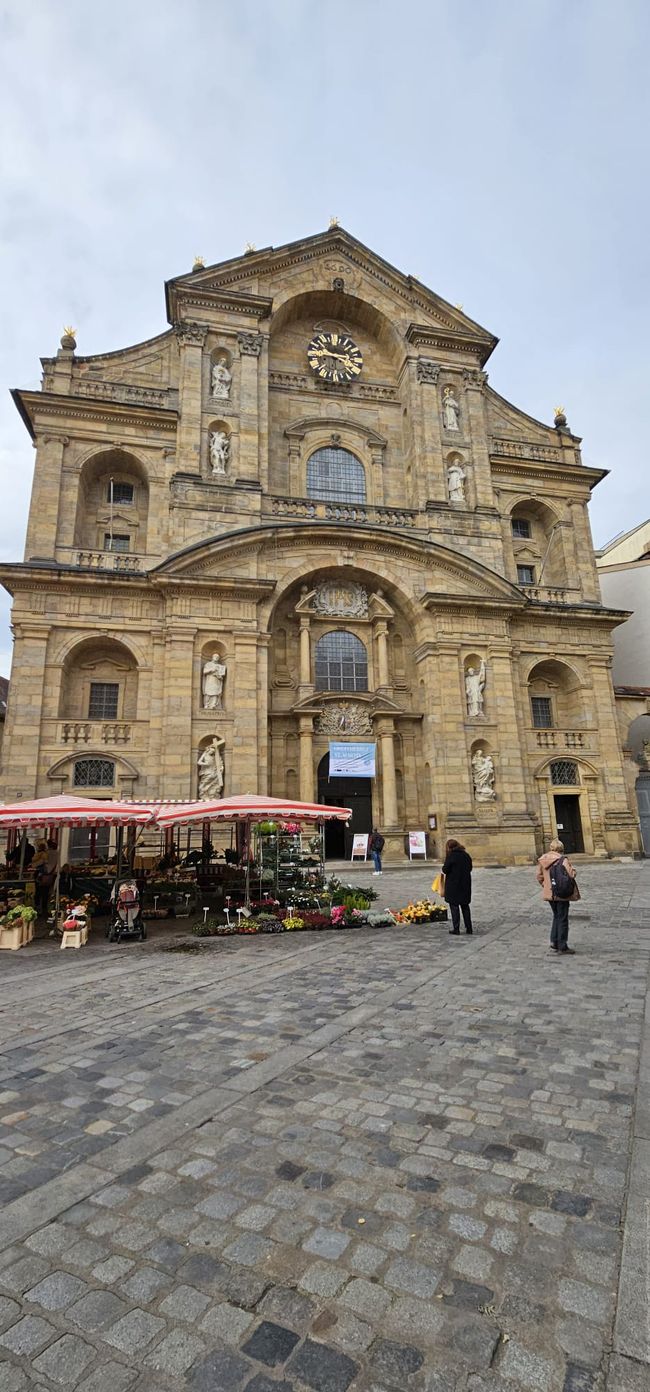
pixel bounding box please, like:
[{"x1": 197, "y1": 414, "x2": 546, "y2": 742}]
[{"x1": 0, "y1": 228, "x2": 641, "y2": 859}]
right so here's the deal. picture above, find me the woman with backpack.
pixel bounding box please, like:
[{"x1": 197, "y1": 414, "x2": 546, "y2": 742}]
[
  {"x1": 536, "y1": 838, "x2": 580, "y2": 954},
  {"x1": 441, "y1": 839, "x2": 473, "y2": 935}
]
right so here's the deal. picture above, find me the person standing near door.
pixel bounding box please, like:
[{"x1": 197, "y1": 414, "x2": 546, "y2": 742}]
[
  {"x1": 442, "y1": 839, "x2": 473, "y2": 935},
  {"x1": 536, "y1": 838, "x2": 580, "y2": 954},
  {"x1": 368, "y1": 828, "x2": 384, "y2": 874}
]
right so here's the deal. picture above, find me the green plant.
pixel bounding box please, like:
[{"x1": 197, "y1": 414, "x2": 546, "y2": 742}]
[
  {"x1": 283, "y1": 915, "x2": 305, "y2": 931},
  {"x1": 192, "y1": 916, "x2": 222, "y2": 937},
  {"x1": 365, "y1": 908, "x2": 397, "y2": 927}
]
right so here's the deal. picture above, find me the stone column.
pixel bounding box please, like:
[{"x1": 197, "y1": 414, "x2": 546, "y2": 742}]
[
  {"x1": 376, "y1": 716, "x2": 398, "y2": 827},
  {"x1": 403, "y1": 357, "x2": 444, "y2": 508},
  {"x1": 233, "y1": 630, "x2": 260, "y2": 791},
  {"x1": 256, "y1": 634, "x2": 270, "y2": 793},
  {"x1": 146, "y1": 628, "x2": 166, "y2": 800},
  {"x1": 1, "y1": 623, "x2": 49, "y2": 799},
  {"x1": 175, "y1": 322, "x2": 207, "y2": 472},
  {"x1": 161, "y1": 627, "x2": 195, "y2": 797},
  {"x1": 25, "y1": 436, "x2": 68, "y2": 560},
  {"x1": 299, "y1": 715, "x2": 314, "y2": 802},
  {"x1": 374, "y1": 620, "x2": 390, "y2": 690},
  {"x1": 462, "y1": 370, "x2": 495, "y2": 509},
  {"x1": 299, "y1": 618, "x2": 311, "y2": 690},
  {"x1": 237, "y1": 332, "x2": 264, "y2": 483}
]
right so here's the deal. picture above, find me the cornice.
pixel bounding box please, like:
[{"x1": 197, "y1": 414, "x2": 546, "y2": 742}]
[
  {"x1": 12, "y1": 389, "x2": 177, "y2": 441},
  {"x1": 166, "y1": 280, "x2": 273, "y2": 325},
  {"x1": 405, "y1": 322, "x2": 495, "y2": 365},
  {"x1": 490, "y1": 456, "x2": 607, "y2": 489}
]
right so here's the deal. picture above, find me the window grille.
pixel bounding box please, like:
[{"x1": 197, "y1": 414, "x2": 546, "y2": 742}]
[
  {"x1": 73, "y1": 758, "x2": 115, "y2": 788},
  {"x1": 108, "y1": 482, "x2": 134, "y2": 504},
  {"x1": 512, "y1": 518, "x2": 531, "y2": 538},
  {"x1": 104, "y1": 533, "x2": 130, "y2": 553},
  {"x1": 314, "y1": 631, "x2": 368, "y2": 691},
  {"x1": 550, "y1": 760, "x2": 578, "y2": 786},
  {"x1": 517, "y1": 564, "x2": 535, "y2": 585},
  {"x1": 531, "y1": 696, "x2": 553, "y2": 728},
  {"x1": 88, "y1": 682, "x2": 119, "y2": 719},
  {"x1": 307, "y1": 447, "x2": 366, "y2": 504}
]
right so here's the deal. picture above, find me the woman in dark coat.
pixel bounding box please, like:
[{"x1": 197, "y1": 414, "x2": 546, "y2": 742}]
[{"x1": 441, "y1": 839, "x2": 473, "y2": 935}]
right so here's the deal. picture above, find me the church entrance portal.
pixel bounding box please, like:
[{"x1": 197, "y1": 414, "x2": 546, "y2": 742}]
[{"x1": 317, "y1": 753, "x2": 372, "y2": 859}]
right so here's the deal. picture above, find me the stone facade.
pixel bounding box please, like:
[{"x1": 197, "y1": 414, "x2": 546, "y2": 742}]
[{"x1": 0, "y1": 228, "x2": 641, "y2": 860}]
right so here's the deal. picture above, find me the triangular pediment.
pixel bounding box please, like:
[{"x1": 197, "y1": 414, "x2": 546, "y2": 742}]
[{"x1": 166, "y1": 228, "x2": 497, "y2": 361}]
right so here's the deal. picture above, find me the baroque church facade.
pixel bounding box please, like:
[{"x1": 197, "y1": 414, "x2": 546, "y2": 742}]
[{"x1": 0, "y1": 228, "x2": 641, "y2": 860}]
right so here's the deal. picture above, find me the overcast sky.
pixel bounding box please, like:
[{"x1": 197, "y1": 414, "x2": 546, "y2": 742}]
[{"x1": 1, "y1": 0, "x2": 648, "y2": 678}]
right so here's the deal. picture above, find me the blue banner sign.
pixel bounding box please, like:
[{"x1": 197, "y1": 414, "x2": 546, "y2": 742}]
[{"x1": 329, "y1": 741, "x2": 376, "y2": 778}]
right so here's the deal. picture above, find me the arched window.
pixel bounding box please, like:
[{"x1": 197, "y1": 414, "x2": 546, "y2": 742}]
[
  {"x1": 550, "y1": 760, "x2": 578, "y2": 786},
  {"x1": 307, "y1": 447, "x2": 366, "y2": 504},
  {"x1": 73, "y1": 758, "x2": 115, "y2": 788},
  {"x1": 315, "y1": 632, "x2": 368, "y2": 691}
]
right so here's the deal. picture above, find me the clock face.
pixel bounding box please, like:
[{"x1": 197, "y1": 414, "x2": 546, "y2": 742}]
[{"x1": 307, "y1": 330, "x2": 363, "y2": 383}]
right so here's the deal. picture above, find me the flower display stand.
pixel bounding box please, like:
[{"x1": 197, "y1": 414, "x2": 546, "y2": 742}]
[
  {"x1": 0, "y1": 923, "x2": 25, "y2": 950},
  {"x1": 61, "y1": 924, "x2": 89, "y2": 950}
]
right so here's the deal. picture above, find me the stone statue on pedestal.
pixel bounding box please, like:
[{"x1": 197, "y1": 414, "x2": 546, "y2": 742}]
[
  {"x1": 472, "y1": 748, "x2": 495, "y2": 801},
  {"x1": 211, "y1": 354, "x2": 232, "y2": 399},
  {"x1": 465, "y1": 659, "x2": 486, "y2": 719},
  {"x1": 442, "y1": 386, "x2": 460, "y2": 431},
  {"x1": 198, "y1": 736, "x2": 225, "y2": 799},
  {"x1": 209, "y1": 430, "x2": 229, "y2": 475},
  {"x1": 202, "y1": 652, "x2": 226, "y2": 710},
  {"x1": 447, "y1": 460, "x2": 466, "y2": 504}
]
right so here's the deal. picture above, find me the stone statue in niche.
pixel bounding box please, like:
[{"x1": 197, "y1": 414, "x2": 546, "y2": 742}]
[
  {"x1": 472, "y1": 748, "x2": 495, "y2": 801},
  {"x1": 198, "y1": 735, "x2": 225, "y2": 798},
  {"x1": 202, "y1": 652, "x2": 227, "y2": 710},
  {"x1": 211, "y1": 354, "x2": 232, "y2": 399},
  {"x1": 465, "y1": 659, "x2": 486, "y2": 719},
  {"x1": 209, "y1": 429, "x2": 229, "y2": 475},
  {"x1": 442, "y1": 385, "x2": 461, "y2": 432},
  {"x1": 447, "y1": 459, "x2": 466, "y2": 504}
]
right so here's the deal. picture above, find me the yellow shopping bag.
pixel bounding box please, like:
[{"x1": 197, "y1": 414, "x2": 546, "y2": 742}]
[{"x1": 431, "y1": 873, "x2": 445, "y2": 898}]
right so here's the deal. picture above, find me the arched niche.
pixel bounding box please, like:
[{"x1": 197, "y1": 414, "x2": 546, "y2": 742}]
[
  {"x1": 446, "y1": 451, "x2": 471, "y2": 507},
  {"x1": 58, "y1": 636, "x2": 139, "y2": 722},
  {"x1": 206, "y1": 420, "x2": 232, "y2": 480},
  {"x1": 508, "y1": 496, "x2": 568, "y2": 588},
  {"x1": 527, "y1": 658, "x2": 587, "y2": 730},
  {"x1": 196, "y1": 732, "x2": 226, "y2": 799},
  {"x1": 73, "y1": 449, "x2": 149, "y2": 554}
]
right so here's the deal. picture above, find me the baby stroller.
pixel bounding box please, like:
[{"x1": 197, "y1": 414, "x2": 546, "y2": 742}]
[{"x1": 106, "y1": 880, "x2": 146, "y2": 942}]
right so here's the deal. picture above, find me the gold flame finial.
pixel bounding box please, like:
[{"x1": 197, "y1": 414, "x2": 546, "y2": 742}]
[
  {"x1": 192, "y1": 255, "x2": 205, "y2": 269},
  {"x1": 244, "y1": 242, "x2": 256, "y2": 253},
  {"x1": 329, "y1": 215, "x2": 340, "y2": 229},
  {"x1": 554, "y1": 404, "x2": 566, "y2": 418},
  {"x1": 63, "y1": 326, "x2": 75, "y2": 338}
]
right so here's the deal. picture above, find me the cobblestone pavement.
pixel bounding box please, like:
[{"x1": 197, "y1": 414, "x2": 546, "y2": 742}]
[{"x1": 0, "y1": 862, "x2": 649, "y2": 1391}]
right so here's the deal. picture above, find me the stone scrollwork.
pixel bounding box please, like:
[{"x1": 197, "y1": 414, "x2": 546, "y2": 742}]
[
  {"x1": 313, "y1": 581, "x2": 368, "y2": 617},
  {"x1": 416, "y1": 358, "x2": 440, "y2": 384},
  {"x1": 238, "y1": 332, "x2": 264, "y2": 357},
  {"x1": 463, "y1": 368, "x2": 488, "y2": 390},
  {"x1": 315, "y1": 703, "x2": 373, "y2": 736}
]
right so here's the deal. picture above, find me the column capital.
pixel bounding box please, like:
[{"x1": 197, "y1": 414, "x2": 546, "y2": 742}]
[
  {"x1": 174, "y1": 320, "x2": 208, "y2": 347},
  {"x1": 238, "y1": 332, "x2": 264, "y2": 357}
]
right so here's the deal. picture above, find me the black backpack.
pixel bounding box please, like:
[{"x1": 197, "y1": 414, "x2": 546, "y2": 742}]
[
  {"x1": 373, "y1": 835, "x2": 385, "y2": 852},
  {"x1": 549, "y1": 855, "x2": 576, "y2": 900}
]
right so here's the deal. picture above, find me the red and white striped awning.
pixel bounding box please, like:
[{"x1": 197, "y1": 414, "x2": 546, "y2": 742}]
[
  {"x1": 154, "y1": 793, "x2": 352, "y2": 829},
  {"x1": 0, "y1": 795, "x2": 156, "y2": 829}
]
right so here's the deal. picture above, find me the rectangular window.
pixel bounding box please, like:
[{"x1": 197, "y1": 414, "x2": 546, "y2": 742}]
[
  {"x1": 104, "y1": 533, "x2": 130, "y2": 553},
  {"x1": 511, "y1": 518, "x2": 531, "y2": 539},
  {"x1": 531, "y1": 696, "x2": 553, "y2": 728},
  {"x1": 517, "y1": 564, "x2": 535, "y2": 585},
  {"x1": 88, "y1": 682, "x2": 119, "y2": 719},
  {"x1": 107, "y1": 482, "x2": 134, "y2": 505}
]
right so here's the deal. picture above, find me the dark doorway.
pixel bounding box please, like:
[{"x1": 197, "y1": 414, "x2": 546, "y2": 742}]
[
  {"x1": 317, "y1": 753, "x2": 372, "y2": 859},
  {"x1": 553, "y1": 795, "x2": 584, "y2": 854}
]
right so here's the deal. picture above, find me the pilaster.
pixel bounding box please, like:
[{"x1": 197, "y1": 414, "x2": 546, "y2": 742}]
[
  {"x1": 237, "y1": 333, "x2": 264, "y2": 484},
  {"x1": 462, "y1": 370, "x2": 494, "y2": 509},
  {"x1": 25, "y1": 436, "x2": 68, "y2": 560},
  {"x1": 175, "y1": 322, "x2": 208, "y2": 471},
  {"x1": 2, "y1": 623, "x2": 49, "y2": 799},
  {"x1": 161, "y1": 626, "x2": 195, "y2": 797}
]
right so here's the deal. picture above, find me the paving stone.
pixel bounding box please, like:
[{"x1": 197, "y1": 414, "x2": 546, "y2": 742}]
[
  {"x1": 32, "y1": 1333, "x2": 96, "y2": 1385},
  {"x1": 0, "y1": 1254, "x2": 50, "y2": 1293},
  {"x1": 159, "y1": 1283, "x2": 211, "y2": 1322},
  {"x1": 558, "y1": 1278, "x2": 611, "y2": 1323},
  {"x1": 339, "y1": 1276, "x2": 392, "y2": 1320},
  {"x1": 0, "y1": 1296, "x2": 21, "y2": 1330},
  {"x1": 0, "y1": 1364, "x2": 36, "y2": 1392},
  {"x1": 258, "y1": 1284, "x2": 315, "y2": 1329},
  {"x1": 187, "y1": 1346, "x2": 252, "y2": 1390},
  {"x1": 562, "y1": 1365, "x2": 597, "y2": 1391},
  {"x1": 200, "y1": 1300, "x2": 254, "y2": 1343},
  {"x1": 453, "y1": 1244, "x2": 495, "y2": 1280},
  {"x1": 223, "y1": 1232, "x2": 274, "y2": 1266},
  {"x1": 77, "y1": 1363, "x2": 139, "y2": 1392},
  {"x1": 0, "y1": 1314, "x2": 56, "y2": 1354},
  {"x1": 103, "y1": 1307, "x2": 166, "y2": 1353},
  {"x1": 607, "y1": 1352, "x2": 650, "y2": 1391},
  {"x1": 69, "y1": 1289, "x2": 129, "y2": 1332},
  {"x1": 302, "y1": 1227, "x2": 351, "y2": 1260},
  {"x1": 499, "y1": 1340, "x2": 556, "y2": 1390},
  {"x1": 144, "y1": 1327, "x2": 206, "y2": 1375},
  {"x1": 299, "y1": 1262, "x2": 349, "y2": 1298},
  {"x1": 349, "y1": 1241, "x2": 386, "y2": 1274},
  {"x1": 384, "y1": 1256, "x2": 440, "y2": 1298},
  {"x1": 244, "y1": 1378, "x2": 295, "y2": 1392},
  {"x1": 289, "y1": 1336, "x2": 359, "y2": 1392},
  {"x1": 120, "y1": 1265, "x2": 171, "y2": 1302},
  {"x1": 242, "y1": 1319, "x2": 300, "y2": 1366}
]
